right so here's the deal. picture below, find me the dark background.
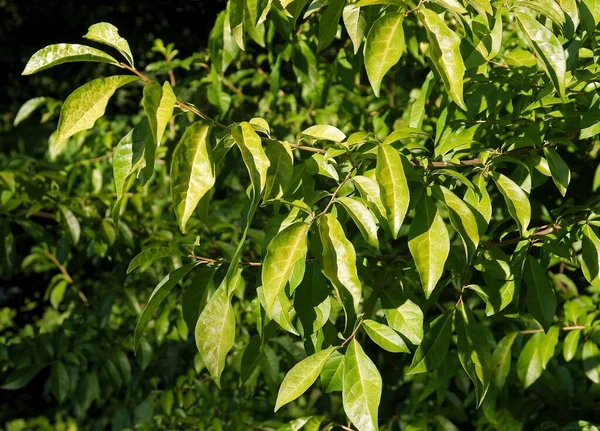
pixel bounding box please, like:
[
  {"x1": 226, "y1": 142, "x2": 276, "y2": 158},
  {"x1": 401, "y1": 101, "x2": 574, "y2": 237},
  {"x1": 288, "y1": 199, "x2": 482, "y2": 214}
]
[{"x1": 1, "y1": 0, "x2": 227, "y2": 116}]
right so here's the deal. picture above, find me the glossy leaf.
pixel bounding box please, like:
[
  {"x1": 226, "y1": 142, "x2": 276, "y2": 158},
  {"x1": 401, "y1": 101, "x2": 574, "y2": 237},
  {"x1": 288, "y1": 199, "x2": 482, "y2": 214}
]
[
  {"x1": 490, "y1": 171, "x2": 531, "y2": 235},
  {"x1": 342, "y1": 339, "x2": 382, "y2": 431},
  {"x1": 232, "y1": 122, "x2": 271, "y2": 196},
  {"x1": 275, "y1": 347, "x2": 336, "y2": 411},
  {"x1": 364, "y1": 13, "x2": 404, "y2": 97},
  {"x1": 264, "y1": 140, "x2": 294, "y2": 200},
  {"x1": 407, "y1": 312, "x2": 453, "y2": 374},
  {"x1": 127, "y1": 246, "x2": 185, "y2": 274},
  {"x1": 83, "y1": 22, "x2": 134, "y2": 66},
  {"x1": 143, "y1": 81, "x2": 176, "y2": 146},
  {"x1": 171, "y1": 122, "x2": 215, "y2": 233},
  {"x1": 563, "y1": 329, "x2": 580, "y2": 362},
  {"x1": 337, "y1": 197, "x2": 379, "y2": 248},
  {"x1": 362, "y1": 319, "x2": 409, "y2": 353},
  {"x1": 492, "y1": 332, "x2": 518, "y2": 389},
  {"x1": 58, "y1": 205, "x2": 80, "y2": 245},
  {"x1": 317, "y1": 0, "x2": 344, "y2": 52},
  {"x1": 408, "y1": 195, "x2": 450, "y2": 298},
  {"x1": 376, "y1": 145, "x2": 409, "y2": 239},
  {"x1": 524, "y1": 256, "x2": 556, "y2": 332},
  {"x1": 463, "y1": 173, "x2": 492, "y2": 235},
  {"x1": 53, "y1": 75, "x2": 137, "y2": 149},
  {"x1": 583, "y1": 340, "x2": 600, "y2": 383},
  {"x1": 22, "y1": 44, "x2": 119, "y2": 75},
  {"x1": 320, "y1": 351, "x2": 344, "y2": 393},
  {"x1": 342, "y1": 4, "x2": 366, "y2": 54},
  {"x1": 301, "y1": 125, "x2": 346, "y2": 142},
  {"x1": 113, "y1": 120, "x2": 151, "y2": 201},
  {"x1": 380, "y1": 290, "x2": 423, "y2": 345},
  {"x1": 352, "y1": 175, "x2": 386, "y2": 220},
  {"x1": 544, "y1": 147, "x2": 570, "y2": 197},
  {"x1": 581, "y1": 225, "x2": 600, "y2": 289},
  {"x1": 13, "y1": 97, "x2": 48, "y2": 126}
]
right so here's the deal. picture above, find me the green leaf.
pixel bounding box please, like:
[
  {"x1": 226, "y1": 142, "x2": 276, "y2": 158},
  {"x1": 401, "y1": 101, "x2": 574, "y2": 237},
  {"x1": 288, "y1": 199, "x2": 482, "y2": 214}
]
[
  {"x1": 229, "y1": 0, "x2": 246, "y2": 50},
  {"x1": 258, "y1": 286, "x2": 299, "y2": 335},
  {"x1": 490, "y1": 171, "x2": 531, "y2": 235},
  {"x1": 14, "y1": 97, "x2": 49, "y2": 126},
  {"x1": 515, "y1": 13, "x2": 566, "y2": 99},
  {"x1": 264, "y1": 140, "x2": 294, "y2": 200},
  {"x1": 463, "y1": 173, "x2": 492, "y2": 235},
  {"x1": 83, "y1": 22, "x2": 134, "y2": 66},
  {"x1": 363, "y1": 319, "x2": 409, "y2": 353},
  {"x1": 295, "y1": 263, "x2": 332, "y2": 335},
  {"x1": 455, "y1": 303, "x2": 492, "y2": 406},
  {"x1": 171, "y1": 122, "x2": 215, "y2": 233},
  {"x1": 563, "y1": 329, "x2": 580, "y2": 362},
  {"x1": 581, "y1": 225, "x2": 600, "y2": 289},
  {"x1": 301, "y1": 125, "x2": 346, "y2": 142},
  {"x1": 342, "y1": 339, "x2": 382, "y2": 431},
  {"x1": 240, "y1": 335, "x2": 262, "y2": 385},
  {"x1": 517, "y1": 328, "x2": 558, "y2": 388},
  {"x1": 320, "y1": 350, "x2": 344, "y2": 393},
  {"x1": 318, "y1": 213, "x2": 362, "y2": 313},
  {"x1": 134, "y1": 262, "x2": 199, "y2": 352},
  {"x1": 127, "y1": 246, "x2": 186, "y2": 274},
  {"x1": 380, "y1": 290, "x2": 423, "y2": 345},
  {"x1": 143, "y1": 81, "x2": 177, "y2": 146},
  {"x1": 53, "y1": 75, "x2": 138, "y2": 150},
  {"x1": 112, "y1": 120, "x2": 151, "y2": 202},
  {"x1": 581, "y1": 0, "x2": 600, "y2": 31},
  {"x1": 262, "y1": 222, "x2": 309, "y2": 316},
  {"x1": 232, "y1": 122, "x2": 271, "y2": 197},
  {"x1": 58, "y1": 205, "x2": 80, "y2": 245},
  {"x1": 50, "y1": 361, "x2": 70, "y2": 403},
  {"x1": 22, "y1": 44, "x2": 119, "y2": 75},
  {"x1": 353, "y1": 175, "x2": 387, "y2": 221},
  {"x1": 195, "y1": 274, "x2": 238, "y2": 388},
  {"x1": 407, "y1": 311, "x2": 453, "y2": 374},
  {"x1": 419, "y1": 9, "x2": 466, "y2": 110},
  {"x1": 466, "y1": 0, "x2": 492, "y2": 17},
  {"x1": 1, "y1": 364, "x2": 45, "y2": 390},
  {"x1": 275, "y1": 347, "x2": 336, "y2": 411},
  {"x1": 182, "y1": 266, "x2": 217, "y2": 335},
  {"x1": 342, "y1": 5, "x2": 366, "y2": 54},
  {"x1": 524, "y1": 256, "x2": 557, "y2": 332},
  {"x1": 337, "y1": 197, "x2": 379, "y2": 248},
  {"x1": 317, "y1": 0, "x2": 344, "y2": 52},
  {"x1": 432, "y1": 185, "x2": 480, "y2": 261},
  {"x1": 409, "y1": 72, "x2": 434, "y2": 130},
  {"x1": 583, "y1": 340, "x2": 600, "y2": 383},
  {"x1": 492, "y1": 332, "x2": 518, "y2": 389},
  {"x1": 408, "y1": 195, "x2": 450, "y2": 298},
  {"x1": 544, "y1": 147, "x2": 570, "y2": 197},
  {"x1": 376, "y1": 145, "x2": 409, "y2": 239},
  {"x1": 364, "y1": 13, "x2": 404, "y2": 97}
]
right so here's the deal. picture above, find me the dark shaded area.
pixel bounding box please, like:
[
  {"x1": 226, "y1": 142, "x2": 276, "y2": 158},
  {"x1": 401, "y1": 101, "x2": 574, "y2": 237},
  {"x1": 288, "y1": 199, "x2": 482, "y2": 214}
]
[{"x1": 1, "y1": 0, "x2": 226, "y2": 116}]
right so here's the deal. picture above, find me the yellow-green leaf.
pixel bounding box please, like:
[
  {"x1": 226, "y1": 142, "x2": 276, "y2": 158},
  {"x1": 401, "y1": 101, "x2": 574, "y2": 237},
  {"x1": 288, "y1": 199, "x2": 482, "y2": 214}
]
[
  {"x1": 407, "y1": 311, "x2": 453, "y2": 374},
  {"x1": 362, "y1": 319, "x2": 409, "y2": 353},
  {"x1": 380, "y1": 290, "x2": 423, "y2": 345},
  {"x1": 337, "y1": 197, "x2": 379, "y2": 248},
  {"x1": 581, "y1": 224, "x2": 600, "y2": 289},
  {"x1": 490, "y1": 171, "x2": 531, "y2": 235},
  {"x1": 544, "y1": 147, "x2": 571, "y2": 197},
  {"x1": 232, "y1": 122, "x2": 271, "y2": 197},
  {"x1": 342, "y1": 5, "x2": 366, "y2": 54},
  {"x1": 376, "y1": 145, "x2": 409, "y2": 239},
  {"x1": 22, "y1": 44, "x2": 119, "y2": 75},
  {"x1": 83, "y1": 22, "x2": 134, "y2": 66}
]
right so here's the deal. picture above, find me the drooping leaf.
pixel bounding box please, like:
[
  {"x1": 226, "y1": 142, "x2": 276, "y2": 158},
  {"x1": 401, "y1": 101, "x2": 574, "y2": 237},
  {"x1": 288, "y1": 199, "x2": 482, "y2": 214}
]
[
  {"x1": 463, "y1": 173, "x2": 492, "y2": 235},
  {"x1": 490, "y1": 171, "x2": 531, "y2": 235},
  {"x1": 1, "y1": 364, "x2": 45, "y2": 390},
  {"x1": 583, "y1": 340, "x2": 600, "y2": 383},
  {"x1": 409, "y1": 72, "x2": 434, "y2": 130},
  {"x1": 342, "y1": 339, "x2": 382, "y2": 431},
  {"x1": 364, "y1": 13, "x2": 405, "y2": 97},
  {"x1": 337, "y1": 197, "x2": 379, "y2": 248},
  {"x1": 563, "y1": 329, "x2": 580, "y2": 362},
  {"x1": 320, "y1": 350, "x2": 344, "y2": 393},
  {"x1": 22, "y1": 44, "x2": 119, "y2": 75},
  {"x1": 58, "y1": 205, "x2": 81, "y2": 245},
  {"x1": 13, "y1": 97, "x2": 49, "y2": 126},
  {"x1": 295, "y1": 263, "x2": 332, "y2": 335},
  {"x1": 408, "y1": 195, "x2": 450, "y2": 298},
  {"x1": 262, "y1": 222, "x2": 309, "y2": 316},
  {"x1": 171, "y1": 122, "x2": 215, "y2": 233},
  {"x1": 544, "y1": 147, "x2": 570, "y2": 197},
  {"x1": 50, "y1": 361, "x2": 70, "y2": 403},
  {"x1": 229, "y1": 0, "x2": 246, "y2": 50},
  {"x1": 407, "y1": 311, "x2": 453, "y2": 374},
  {"x1": 581, "y1": 224, "x2": 600, "y2": 289},
  {"x1": 376, "y1": 145, "x2": 409, "y2": 239},
  {"x1": 317, "y1": 0, "x2": 344, "y2": 52},
  {"x1": 143, "y1": 81, "x2": 177, "y2": 146},
  {"x1": 523, "y1": 256, "x2": 556, "y2": 332},
  {"x1": 380, "y1": 290, "x2": 423, "y2": 345},
  {"x1": 83, "y1": 22, "x2": 135, "y2": 66},
  {"x1": 53, "y1": 75, "x2": 138, "y2": 149},
  {"x1": 492, "y1": 332, "x2": 518, "y2": 389},
  {"x1": 134, "y1": 262, "x2": 199, "y2": 352},
  {"x1": 275, "y1": 347, "x2": 336, "y2": 411},
  {"x1": 455, "y1": 303, "x2": 492, "y2": 406},
  {"x1": 517, "y1": 327, "x2": 558, "y2": 388},
  {"x1": 264, "y1": 140, "x2": 294, "y2": 200},
  {"x1": 515, "y1": 13, "x2": 566, "y2": 99},
  {"x1": 112, "y1": 120, "x2": 151, "y2": 202},
  {"x1": 182, "y1": 266, "x2": 217, "y2": 334},
  {"x1": 342, "y1": 4, "x2": 366, "y2": 54},
  {"x1": 419, "y1": 9, "x2": 467, "y2": 110},
  {"x1": 127, "y1": 246, "x2": 186, "y2": 274},
  {"x1": 232, "y1": 122, "x2": 271, "y2": 197},
  {"x1": 362, "y1": 319, "x2": 409, "y2": 353},
  {"x1": 352, "y1": 175, "x2": 387, "y2": 220}
]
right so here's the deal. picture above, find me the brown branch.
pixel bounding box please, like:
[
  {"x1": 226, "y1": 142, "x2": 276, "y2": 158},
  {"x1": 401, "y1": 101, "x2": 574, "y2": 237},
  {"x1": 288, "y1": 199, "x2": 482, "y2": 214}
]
[
  {"x1": 70, "y1": 152, "x2": 114, "y2": 166},
  {"x1": 42, "y1": 250, "x2": 73, "y2": 284},
  {"x1": 520, "y1": 325, "x2": 585, "y2": 334},
  {"x1": 484, "y1": 223, "x2": 562, "y2": 249}
]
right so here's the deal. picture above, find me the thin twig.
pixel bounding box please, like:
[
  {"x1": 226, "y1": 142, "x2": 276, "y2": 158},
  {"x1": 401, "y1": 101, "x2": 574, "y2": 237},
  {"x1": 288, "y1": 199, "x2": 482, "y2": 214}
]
[
  {"x1": 520, "y1": 325, "x2": 585, "y2": 334},
  {"x1": 42, "y1": 250, "x2": 73, "y2": 284}
]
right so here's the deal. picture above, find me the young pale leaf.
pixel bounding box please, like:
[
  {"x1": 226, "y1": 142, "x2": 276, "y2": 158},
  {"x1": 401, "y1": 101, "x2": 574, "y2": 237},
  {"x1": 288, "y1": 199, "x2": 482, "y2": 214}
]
[
  {"x1": 408, "y1": 195, "x2": 450, "y2": 298},
  {"x1": 337, "y1": 197, "x2": 379, "y2": 248},
  {"x1": 492, "y1": 332, "x2": 518, "y2": 390},
  {"x1": 53, "y1": 75, "x2": 138, "y2": 150},
  {"x1": 376, "y1": 145, "x2": 409, "y2": 239},
  {"x1": 13, "y1": 97, "x2": 48, "y2": 126},
  {"x1": 195, "y1": 279, "x2": 236, "y2": 388},
  {"x1": 432, "y1": 185, "x2": 480, "y2": 261},
  {"x1": 262, "y1": 222, "x2": 309, "y2": 316},
  {"x1": 275, "y1": 347, "x2": 337, "y2": 411},
  {"x1": 455, "y1": 303, "x2": 492, "y2": 406},
  {"x1": 319, "y1": 213, "x2": 362, "y2": 312},
  {"x1": 407, "y1": 311, "x2": 453, "y2": 374},
  {"x1": 58, "y1": 205, "x2": 80, "y2": 245},
  {"x1": 229, "y1": 0, "x2": 245, "y2": 50},
  {"x1": 232, "y1": 122, "x2": 271, "y2": 196},
  {"x1": 264, "y1": 140, "x2": 294, "y2": 200},
  {"x1": 342, "y1": 5, "x2": 366, "y2": 54},
  {"x1": 364, "y1": 13, "x2": 404, "y2": 97},
  {"x1": 83, "y1": 22, "x2": 134, "y2": 66},
  {"x1": 515, "y1": 13, "x2": 566, "y2": 99},
  {"x1": 321, "y1": 351, "x2": 344, "y2": 393},
  {"x1": 22, "y1": 44, "x2": 119, "y2": 75},
  {"x1": 524, "y1": 256, "x2": 556, "y2": 332},
  {"x1": 134, "y1": 262, "x2": 199, "y2": 352},
  {"x1": 380, "y1": 290, "x2": 423, "y2": 345},
  {"x1": 463, "y1": 174, "x2": 492, "y2": 235},
  {"x1": 171, "y1": 122, "x2": 215, "y2": 233},
  {"x1": 490, "y1": 171, "x2": 531, "y2": 235},
  {"x1": 143, "y1": 81, "x2": 176, "y2": 146},
  {"x1": 317, "y1": 0, "x2": 344, "y2": 52},
  {"x1": 563, "y1": 329, "x2": 580, "y2": 362},
  {"x1": 419, "y1": 9, "x2": 466, "y2": 110},
  {"x1": 544, "y1": 147, "x2": 570, "y2": 196},
  {"x1": 363, "y1": 319, "x2": 409, "y2": 353},
  {"x1": 342, "y1": 339, "x2": 382, "y2": 431},
  {"x1": 581, "y1": 224, "x2": 600, "y2": 289},
  {"x1": 583, "y1": 340, "x2": 600, "y2": 383},
  {"x1": 352, "y1": 175, "x2": 387, "y2": 220},
  {"x1": 301, "y1": 125, "x2": 346, "y2": 142}
]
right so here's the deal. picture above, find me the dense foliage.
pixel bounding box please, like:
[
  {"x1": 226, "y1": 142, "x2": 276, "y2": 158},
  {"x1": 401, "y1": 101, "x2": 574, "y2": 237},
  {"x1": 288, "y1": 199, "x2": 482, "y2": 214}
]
[{"x1": 4, "y1": 0, "x2": 600, "y2": 429}]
